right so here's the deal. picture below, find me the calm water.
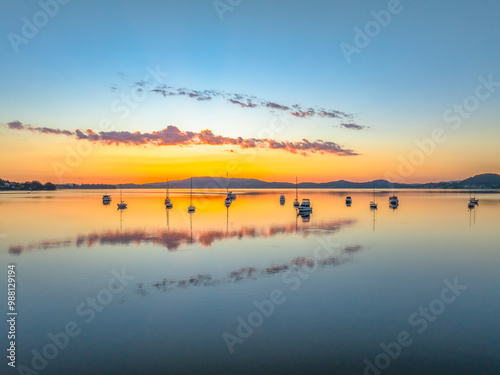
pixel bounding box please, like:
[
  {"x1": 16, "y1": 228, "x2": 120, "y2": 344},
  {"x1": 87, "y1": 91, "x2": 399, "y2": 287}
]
[{"x1": 1, "y1": 189, "x2": 499, "y2": 375}]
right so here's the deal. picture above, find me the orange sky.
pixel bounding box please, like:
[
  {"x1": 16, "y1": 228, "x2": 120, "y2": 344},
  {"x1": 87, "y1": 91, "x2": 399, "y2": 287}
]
[{"x1": 2, "y1": 129, "x2": 499, "y2": 184}]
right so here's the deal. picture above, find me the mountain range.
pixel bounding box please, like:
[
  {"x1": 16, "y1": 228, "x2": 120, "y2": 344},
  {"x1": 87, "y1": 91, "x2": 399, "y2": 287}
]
[{"x1": 106, "y1": 173, "x2": 500, "y2": 190}]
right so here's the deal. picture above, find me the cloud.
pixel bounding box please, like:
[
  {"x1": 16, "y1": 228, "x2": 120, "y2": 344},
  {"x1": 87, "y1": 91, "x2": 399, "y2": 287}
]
[
  {"x1": 290, "y1": 110, "x2": 315, "y2": 118},
  {"x1": 6, "y1": 121, "x2": 74, "y2": 136},
  {"x1": 118, "y1": 77, "x2": 366, "y2": 129},
  {"x1": 264, "y1": 102, "x2": 290, "y2": 111},
  {"x1": 228, "y1": 99, "x2": 257, "y2": 108},
  {"x1": 7, "y1": 122, "x2": 359, "y2": 156},
  {"x1": 340, "y1": 123, "x2": 369, "y2": 130},
  {"x1": 86, "y1": 126, "x2": 358, "y2": 156},
  {"x1": 7, "y1": 121, "x2": 24, "y2": 130}
]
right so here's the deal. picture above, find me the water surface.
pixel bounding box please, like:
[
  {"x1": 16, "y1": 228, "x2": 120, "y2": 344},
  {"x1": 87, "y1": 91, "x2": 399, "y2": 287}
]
[{"x1": 1, "y1": 189, "x2": 499, "y2": 374}]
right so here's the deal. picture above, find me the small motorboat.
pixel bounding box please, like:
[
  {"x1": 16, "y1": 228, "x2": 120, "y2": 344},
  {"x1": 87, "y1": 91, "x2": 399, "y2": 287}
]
[
  {"x1": 102, "y1": 194, "x2": 111, "y2": 205},
  {"x1": 389, "y1": 195, "x2": 399, "y2": 204},
  {"x1": 345, "y1": 196, "x2": 352, "y2": 205},
  {"x1": 298, "y1": 198, "x2": 312, "y2": 213},
  {"x1": 280, "y1": 195, "x2": 286, "y2": 205}
]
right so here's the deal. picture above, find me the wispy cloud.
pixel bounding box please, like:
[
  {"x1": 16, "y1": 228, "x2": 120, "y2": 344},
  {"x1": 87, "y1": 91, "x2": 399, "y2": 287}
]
[
  {"x1": 121, "y1": 79, "x2": 367, "y2": 129},
  {"x1": 7, "y1": 122, "x2": 359, "y2": 156},
  {"x1": 339, "y1": 122, "x2": 369, "y2": 130},
  {"x1": 7, "y1": 121, "x2": 73, "y2": 135}
]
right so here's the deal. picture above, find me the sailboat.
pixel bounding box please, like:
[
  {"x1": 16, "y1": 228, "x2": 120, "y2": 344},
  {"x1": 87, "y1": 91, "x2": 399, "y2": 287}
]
[
  {"x1": 225, "y1": 173, "x2": 232, "y2": 207},
  {"x1": 117, "y1": 184, "x2": 127, "y2": 209},
  {"x1": 469, "y1": 187, "x2": 478, "y2": 205},
  {"x1": 164, "y1": 179, "x2": 173, "y2": 208},
  {"x1": 369, "y1": 187, "x2": 378, "y2": 209},
  {"x1": 188, "y1": 178, "x2": 196, "y2": 213},
  {"x1": 293, "y1": 177, "x2": 300, "y2": 208}
]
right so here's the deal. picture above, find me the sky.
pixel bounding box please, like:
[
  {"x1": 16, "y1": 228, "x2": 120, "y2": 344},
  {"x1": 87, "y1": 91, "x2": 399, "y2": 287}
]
[{"x1": 0, "y1": 0, "x2": 499, "y2": 184}]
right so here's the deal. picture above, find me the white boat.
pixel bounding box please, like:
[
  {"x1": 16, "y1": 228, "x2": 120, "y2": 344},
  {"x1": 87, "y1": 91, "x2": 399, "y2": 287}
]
[
  {"x1": 280, "y1": 195, "x2": 286, "y2": 205},
  {"x1": 117, "y1": 185, "x2": 127, "y2": 209},
  {"x1": 188, "y1": 178, "x2": 195, "y2": 213},
  {"x1": 102, "y1": 194, "x2": 111, "y2": 204},
  {"x1": 228, "y1": 191, "x2": 236, "y2": 200},
  {"x1": 345, "y1": 196, "x2": 352, "y2": 205},
  {"x1": 164, "y1": 179, "x2": 173, "y2": 208},
  {"x1": 468, "y1": 201, "x2": 475, "y2": 209},
  {"x1": 298, "y1": 198, "x2": 312, "y2": 213},
  {"x1": 389, "y1": 202, "x2": 399, "y2": 210},
  {"x1": 224, "y1": 197, "x2": 232, "y2": 207},
  {"x1": 389, "y1": 195, "x2": 399, "y2": 204},
  {"x1": 293, "y1": 177, "x2": 300, "y2": 208}
]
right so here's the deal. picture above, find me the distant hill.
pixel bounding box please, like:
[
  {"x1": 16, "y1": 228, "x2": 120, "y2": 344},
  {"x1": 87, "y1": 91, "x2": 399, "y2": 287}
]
[
  {"x1": 110, "y1": 173, "x2": 500, "y2": 190},
  {"x1": 461, "y1": 173, "x2": 500, "y2": 188}
]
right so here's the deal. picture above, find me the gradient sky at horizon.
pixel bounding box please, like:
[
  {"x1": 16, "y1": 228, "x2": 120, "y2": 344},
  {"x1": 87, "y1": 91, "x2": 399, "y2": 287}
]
[{"x1": 1, "y1": 0, "x2": 499, "y2": 184}]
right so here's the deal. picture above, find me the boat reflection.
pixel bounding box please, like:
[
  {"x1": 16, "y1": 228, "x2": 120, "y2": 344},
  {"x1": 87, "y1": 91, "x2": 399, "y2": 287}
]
[
  {"x1": 389, "y1": 202, "x2": 399, "y2": 211},
  {"x1": 137, "y1": 245, "x2": 364, "y2": 294},
  {"x1": 8, "y1": 218, "x2": 356, "y2": 254},
  {"x1": 297, "y1": 211, "x2": 311, "y2": 222}
]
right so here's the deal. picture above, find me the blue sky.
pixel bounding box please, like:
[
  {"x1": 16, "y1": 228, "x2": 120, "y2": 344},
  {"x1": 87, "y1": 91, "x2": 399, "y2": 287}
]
[{"x1": 1, "y1": 0, "x2": 499, "y2": 182}]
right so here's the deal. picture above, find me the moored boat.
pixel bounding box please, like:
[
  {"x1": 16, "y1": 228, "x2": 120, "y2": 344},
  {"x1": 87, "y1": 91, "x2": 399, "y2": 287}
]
[{"x1": 298, "y1": 198, "x2": 312, "y2": 213}]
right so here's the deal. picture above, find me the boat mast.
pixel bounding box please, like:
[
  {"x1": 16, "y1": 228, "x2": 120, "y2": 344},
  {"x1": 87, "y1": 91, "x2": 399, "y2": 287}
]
[{"x1": 296, "y1": 176, "x2": 298, "y2": 201}]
